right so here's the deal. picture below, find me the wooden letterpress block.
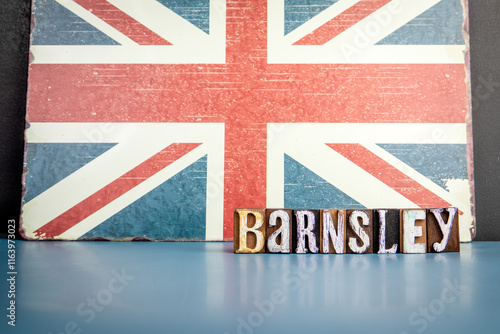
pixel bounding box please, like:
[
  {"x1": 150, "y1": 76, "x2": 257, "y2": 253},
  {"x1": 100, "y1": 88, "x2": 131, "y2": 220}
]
[
  {"x1": 400, "y1": 209, "x2": 427, "y2": 254},
  {"x1": 265, "y1": 209, "x2": 292, "y2": 253},
  {"x1": 346, "y1": 210, "x2": 373, "y2": 254},
  {"x1": 234, "y1": 209, "x2": 266, "y2": 253},
  {"x1": 292, "y1": 209, "x2": 320, "y2": 253},
  {"x1": 427, "y1": 208, "x2": 460, "y2": 253},
  {"x1": 320, "y1": 209, "x2": 346, "y2": 254},
  {"x1": 373, "y1": 209, "x2": 400, "y2": 254}
]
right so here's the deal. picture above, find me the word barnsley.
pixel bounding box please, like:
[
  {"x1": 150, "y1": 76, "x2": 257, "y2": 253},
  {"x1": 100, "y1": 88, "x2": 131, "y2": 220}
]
[{"x1": 234, "y1": 208, "x2": 460, "y2": 254}]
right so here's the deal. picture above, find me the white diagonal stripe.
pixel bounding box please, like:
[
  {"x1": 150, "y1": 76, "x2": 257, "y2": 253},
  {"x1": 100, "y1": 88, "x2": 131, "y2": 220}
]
[
  {"x1": 286, "y1": 138, "x2": 417, "y2": 208},
  {"x1": 361, "y1": 142, "x2": 473, "y2": 241},
  {"x1": 282, "y1": 0, "x2": 362, "y2": 45},
  {"x1": 23, "y1": 137, "x2": 172, "y2": 233},
  {"x1": 267, "y1": 123, "x2": 418, "y2": 208},
  {"x1": 107, "y1": 0, "x2": 209, "y2": 45},
  {"x1": 54, "y1": 0, "x2": 137, "y2": 46},
  {"x1": 362, "y1": 142, "x2": 469, "y2": 207},
  {"x1": 56, "y1": 144, "x2": 208, "y2": 239},
  {"x1": 324, "y1": 0, "x2": 441, "y2": 48},
  {"x1": 268, "y1": 0, "x2": 464, "y2": 64}
]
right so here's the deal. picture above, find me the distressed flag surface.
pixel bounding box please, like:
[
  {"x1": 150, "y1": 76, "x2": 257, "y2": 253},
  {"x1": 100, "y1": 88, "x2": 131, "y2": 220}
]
[{"x1": 23, "y1": 0, "x2": 475, "y2": 241}]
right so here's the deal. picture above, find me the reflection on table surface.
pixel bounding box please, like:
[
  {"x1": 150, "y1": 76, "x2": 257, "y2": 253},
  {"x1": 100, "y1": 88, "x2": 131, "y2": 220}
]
[{"x1": 1, "y1": 240, "x2": 496, "y2": 334}]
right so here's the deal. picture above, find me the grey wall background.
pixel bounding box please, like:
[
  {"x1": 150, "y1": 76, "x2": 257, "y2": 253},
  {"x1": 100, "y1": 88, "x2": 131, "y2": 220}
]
[
  {"x1": 1, "y1": 0, "x2": 499, "y2": 240},
  {"x1": 469, "y1": 1, "x2": 500, "y2": 240},
  {"x1": 0, "y1": 0, "x2": 30, "y2": 239}
]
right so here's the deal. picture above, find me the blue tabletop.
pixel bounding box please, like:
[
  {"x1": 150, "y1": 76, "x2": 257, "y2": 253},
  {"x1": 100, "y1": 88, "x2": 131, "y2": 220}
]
[{"x1": 1, "y1": 240, "x2": 499, "y2": 334}]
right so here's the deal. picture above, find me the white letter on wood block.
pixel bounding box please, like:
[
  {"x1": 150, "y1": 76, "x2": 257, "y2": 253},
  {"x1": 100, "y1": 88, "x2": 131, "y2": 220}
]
[
  {"x1": 295, "y1": 210, "x2": 319, "y2": 254},
  {"x1": 322, "y1": 210, "x2": 345, "y2": 254},
  {"x1": 377, "y1": 209, "x2": 398, "y2": 254},
  {"x1": 402, "y1": 209, "x2": 426, "y2": 253},
  {"x1": 267, "y1": 210, "x2": 291, "y2": 253},
  {"x1": 430, "y1": 208, "x2": 458, "y2": 253},
  {"x1": 237, "y1": 210, "x2": 265, "y2": 253},
  {"x1": 348, "y1": 210, "x2": 370, "y2": 254}
]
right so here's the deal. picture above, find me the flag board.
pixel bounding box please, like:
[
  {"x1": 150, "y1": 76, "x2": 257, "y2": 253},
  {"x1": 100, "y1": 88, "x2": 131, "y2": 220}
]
[{"x1": 22, "y1": 0, "x2": 475, "y2": 241}]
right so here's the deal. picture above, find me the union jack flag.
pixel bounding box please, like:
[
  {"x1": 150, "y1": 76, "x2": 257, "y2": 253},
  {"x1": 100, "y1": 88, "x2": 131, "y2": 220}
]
[{"x1": 23, "y1": 0, "x2": 474, "y2": 241}]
